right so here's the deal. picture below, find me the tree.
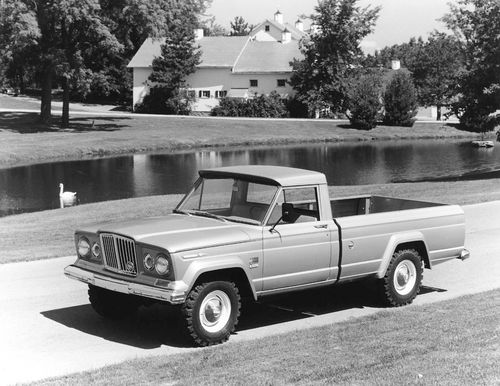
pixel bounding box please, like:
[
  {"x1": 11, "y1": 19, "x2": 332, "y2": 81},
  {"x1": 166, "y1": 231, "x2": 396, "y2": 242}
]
[
  {"x1": 410, "y1": 33, "x2": 464, "y2": 121},
  {"x1": 346, "y1": 69, "x2": 383, "y2": 130},
  {"x1": 138, "y1": 24, "x2": 201, "y2": 114},
  {"x1": 230, "y1": 16, "x2": 253, "y2": 36},
  {"x1": 0, "y1": 0, "x2": 120, "y2": 126},
  {"x1": 383, "y1": 70, "x2": 418, "y2": 126},
  {"x1": 0, "y1": 1, "x2": 39, "y2": 92},
  {"x1": 83, "y1": 0, "x2": 211, "y2": 104},
  {"x1": 443, "y1": 0, "x2": 500, "y2": 132},
  {"x1": 203, "y1": 16, "x2": 228, "y2": 36},
  {"x1": 289, "y1": 0, "x2": 380, "y2": 117}
]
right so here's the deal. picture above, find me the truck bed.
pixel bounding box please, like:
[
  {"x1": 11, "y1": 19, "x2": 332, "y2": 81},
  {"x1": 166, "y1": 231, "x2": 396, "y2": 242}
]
[{"x1": 331, "y1": 195, "x2": 443, "y2": 218}]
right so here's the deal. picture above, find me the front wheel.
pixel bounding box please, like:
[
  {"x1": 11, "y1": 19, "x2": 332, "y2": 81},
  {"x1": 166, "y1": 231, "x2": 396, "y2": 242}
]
[
  {"x1": 181, "y1": 281, "x2": 241, "y2": 346},
  {"x1": 381, "y1": 249, "x2": 423, "y2": 307}
]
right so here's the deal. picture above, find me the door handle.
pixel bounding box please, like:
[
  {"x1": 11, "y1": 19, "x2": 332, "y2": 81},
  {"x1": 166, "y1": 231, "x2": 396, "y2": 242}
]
[{"x1": 314, "y1": 224, "x2": 328, "y2": 229}]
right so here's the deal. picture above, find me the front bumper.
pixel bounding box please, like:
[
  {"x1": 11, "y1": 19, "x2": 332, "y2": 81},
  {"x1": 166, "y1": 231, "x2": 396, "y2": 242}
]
[{"x1": 64, "y1": 265, "x2": 186, "y2": 304}]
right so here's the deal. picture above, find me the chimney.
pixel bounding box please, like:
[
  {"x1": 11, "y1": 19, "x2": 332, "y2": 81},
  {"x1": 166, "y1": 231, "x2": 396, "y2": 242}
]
[
  {"x1": 274, "y1": 10, "x2": 283, "y2": 25},
  {"x1": 281, "y1": 28, "x2": 291, "y2": 44},
  {"x1": 295, "y1": 19, "x2": 304, "y2": 32},
  {"x1": 194, "y1": 28, "x2": 204, "y2": 40},
  {"x1": 391, "y1": 59, "x2": 401, "y2": 70}
]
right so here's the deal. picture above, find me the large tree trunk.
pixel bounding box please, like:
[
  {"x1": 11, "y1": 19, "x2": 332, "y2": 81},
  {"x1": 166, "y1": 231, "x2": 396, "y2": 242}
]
[
  {"x1": 61, "y1": 76, "x2": 70, "y2": 128},
  {"x1": 40, "y1": 66, "x2": 53, "y2": 125},
  {"x1": 436, "y1": 105, "x2": 442, "y2": 121}
]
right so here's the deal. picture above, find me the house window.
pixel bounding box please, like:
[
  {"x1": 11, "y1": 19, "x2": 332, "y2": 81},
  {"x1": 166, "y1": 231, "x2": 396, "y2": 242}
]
[
  {"x1": 250, "y1": 79, "x2": 258, "y2": 87},
  {"x1": 265, "y1": 25, "x2": 270, "y2": 32},
  {"x1": 199, "y1": 90, "x2": 211, "y2": 98},
  {"x1": 188, "y1": 90, "x2": 196, "y2": 98},
  {"x1": 277, "y1": 79, "x2": 286, "y2": 87},
  {"x1": 215, "y1": 90, "x2": 227, "y2": 98}
]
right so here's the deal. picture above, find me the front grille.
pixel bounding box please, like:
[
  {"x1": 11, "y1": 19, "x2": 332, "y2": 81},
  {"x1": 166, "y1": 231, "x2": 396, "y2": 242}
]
[{"x1": 100, "y1": 233, "x2": 138, "y2": 276}]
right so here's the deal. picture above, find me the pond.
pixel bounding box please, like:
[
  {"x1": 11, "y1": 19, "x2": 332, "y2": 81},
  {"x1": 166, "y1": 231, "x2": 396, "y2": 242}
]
[{"x1": 1, "y1": 139, "x2": 499, "y2": 217}]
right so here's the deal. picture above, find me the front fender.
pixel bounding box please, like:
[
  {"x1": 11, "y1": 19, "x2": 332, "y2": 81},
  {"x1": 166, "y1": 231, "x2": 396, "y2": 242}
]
[
  {"x1": 181, "y1": 256, "x2": 257, "y2": 299},
  {"x1": 376, "y1": 232, "x2": 428, "y2": 279}
]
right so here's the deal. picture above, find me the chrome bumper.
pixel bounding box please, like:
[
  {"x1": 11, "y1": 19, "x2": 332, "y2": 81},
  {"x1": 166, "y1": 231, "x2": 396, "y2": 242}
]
[
  {"x1": 458, "y1": 249, "x2": 470, "y2": 261},
  {"x1": 64, "y1": 265, "x2": 186, "y2": 304}
]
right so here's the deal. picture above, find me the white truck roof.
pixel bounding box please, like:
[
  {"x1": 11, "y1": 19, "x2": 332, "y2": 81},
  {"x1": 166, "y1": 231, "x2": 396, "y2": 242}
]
[{"x1": 199, "y1": 165, "x2": 327, "y2": 186}]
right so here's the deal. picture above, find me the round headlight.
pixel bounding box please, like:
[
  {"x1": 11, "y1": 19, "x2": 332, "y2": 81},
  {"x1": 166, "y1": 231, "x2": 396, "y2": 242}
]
[
  {"x1": 91, "y1": 243, "x2": 100, "y2": 258},
  {"x1": 155, "y1": 254, "x2": 170, "y2": 275},
  {"x1": 143, "y1": 253, "x2": 154, "y2": 271},
  {"x1": 77, "y1": 237, "x2": 91, "y2": 258}
]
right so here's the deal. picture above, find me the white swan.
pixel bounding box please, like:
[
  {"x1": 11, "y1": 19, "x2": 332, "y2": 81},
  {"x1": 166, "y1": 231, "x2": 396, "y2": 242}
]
[{"x1": 59, "y1": 183, "x2": 77, "y2": 201}]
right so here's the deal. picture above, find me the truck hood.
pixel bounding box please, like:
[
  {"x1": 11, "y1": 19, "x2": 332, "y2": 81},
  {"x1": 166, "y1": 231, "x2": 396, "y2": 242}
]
[{"x1": 85, "y1": 214, "x2": 258, "y2": 253}]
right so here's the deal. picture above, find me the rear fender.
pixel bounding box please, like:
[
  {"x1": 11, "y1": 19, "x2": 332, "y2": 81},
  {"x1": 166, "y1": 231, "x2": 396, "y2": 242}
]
[{"x1": 376, "y1": 232, "x2": 429, "y2": 279}]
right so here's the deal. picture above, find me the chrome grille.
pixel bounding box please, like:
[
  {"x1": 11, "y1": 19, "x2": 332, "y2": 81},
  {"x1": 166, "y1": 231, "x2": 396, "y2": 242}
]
[{"x1": 100, "y1": 233, "x2": 138, "y2": 276}]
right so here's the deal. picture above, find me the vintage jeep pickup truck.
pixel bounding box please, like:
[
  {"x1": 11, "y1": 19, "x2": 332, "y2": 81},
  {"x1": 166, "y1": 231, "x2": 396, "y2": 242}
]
[{"x1": 65, "y1": 165, "x2": 469, "y2": 346}]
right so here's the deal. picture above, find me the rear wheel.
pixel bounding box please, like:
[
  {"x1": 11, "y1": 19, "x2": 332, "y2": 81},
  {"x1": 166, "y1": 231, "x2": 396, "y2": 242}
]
[
  {"x1": 381, "y1": 249, "x2": 423, "y2": 307},
  {"x1": 88, "y1": 285, "x2": 140, "y2": 320},
  {"x1": 181, "y1": 281, "x2": 240, "y2": 346}
]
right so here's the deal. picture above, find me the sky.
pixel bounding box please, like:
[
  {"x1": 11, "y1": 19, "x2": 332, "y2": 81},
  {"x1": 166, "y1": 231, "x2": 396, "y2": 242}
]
[{"x1": 206, "y1": 0, "x2": 454, "y2": 53}]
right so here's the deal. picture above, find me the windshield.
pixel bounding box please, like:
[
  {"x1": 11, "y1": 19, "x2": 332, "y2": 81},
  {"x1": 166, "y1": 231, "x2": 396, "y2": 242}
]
[{"x1": 175, "y1": 177, "x2": 279, "y2": 225}]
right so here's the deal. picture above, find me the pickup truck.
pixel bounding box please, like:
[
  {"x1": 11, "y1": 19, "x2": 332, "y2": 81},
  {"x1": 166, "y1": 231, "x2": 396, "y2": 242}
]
[{"x1": 65, "y1": 165, "x2": 469, "y2": 346}]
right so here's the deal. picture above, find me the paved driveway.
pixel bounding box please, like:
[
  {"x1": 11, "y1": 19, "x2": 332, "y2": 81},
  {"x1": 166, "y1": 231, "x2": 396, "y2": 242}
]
[{"x1": 0, "y1": 201, "x2": 499, "y2": 385}]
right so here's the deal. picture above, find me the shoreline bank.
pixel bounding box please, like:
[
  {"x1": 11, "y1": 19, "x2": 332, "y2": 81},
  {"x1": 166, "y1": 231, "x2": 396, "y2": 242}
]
[{"x1": 0, "y1": 112, "x2": 484, "y2": 169}]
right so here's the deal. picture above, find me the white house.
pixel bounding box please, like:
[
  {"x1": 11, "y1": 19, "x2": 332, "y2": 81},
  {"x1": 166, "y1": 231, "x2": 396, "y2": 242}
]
[{"x1": 127, "y1": 11, "x2": 305, "y2": 112}]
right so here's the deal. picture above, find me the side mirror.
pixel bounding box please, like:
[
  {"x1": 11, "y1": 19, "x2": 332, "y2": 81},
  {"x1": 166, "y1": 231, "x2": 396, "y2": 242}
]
[{"x1": 282, "y1": 203, "x2": 299, "y2": 223}]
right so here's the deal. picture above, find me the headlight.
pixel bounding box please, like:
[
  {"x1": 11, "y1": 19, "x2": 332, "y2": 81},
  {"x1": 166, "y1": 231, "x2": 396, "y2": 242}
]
[
  {"x1": 77, "y1": 237, "x2": 91, "y2": 258},
  {"x1": 155, "y1": 254, "x2": 170, "y2": 275},
  {"x1": 143, "y1": 253, "x2": 154, "y2": 271},
  {"x1": 91, "y1": 243, "x2": 100, "y2": 259}
]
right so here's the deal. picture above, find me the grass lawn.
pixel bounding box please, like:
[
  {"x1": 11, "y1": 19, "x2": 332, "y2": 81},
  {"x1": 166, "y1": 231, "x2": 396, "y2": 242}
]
[
  {"x1": 0, "y1": 111, "x2": 482, "y2": 168},
  {"x1": 2, "y1": 179, "x2": 500, "y2": 264},
  {"x1": 33, "y1": 288, "x2": 500, "y2": 385}
]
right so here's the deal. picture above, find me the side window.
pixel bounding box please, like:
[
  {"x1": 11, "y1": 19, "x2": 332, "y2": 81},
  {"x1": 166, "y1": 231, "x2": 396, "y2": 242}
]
[{"x1": 267, "y1": 187, "x2": 319, "y2": 225}]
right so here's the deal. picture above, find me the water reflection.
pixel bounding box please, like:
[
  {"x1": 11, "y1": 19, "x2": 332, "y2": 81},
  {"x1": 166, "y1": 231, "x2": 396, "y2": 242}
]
[{"x1": 0, "y1": 139, "x2": 499, "y2": 217}]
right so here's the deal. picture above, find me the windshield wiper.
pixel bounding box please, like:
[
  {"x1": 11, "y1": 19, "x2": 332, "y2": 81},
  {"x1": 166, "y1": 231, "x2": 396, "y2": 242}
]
[
  {"x1": 188, "y1": 210, "x2": 228, "y2": 222},
  {"x1": 225, "y1": 216, "x2": 261, "y2": 226},
  {"x1": 173, "y1": 209, "x2": 191, "y2": 216}
]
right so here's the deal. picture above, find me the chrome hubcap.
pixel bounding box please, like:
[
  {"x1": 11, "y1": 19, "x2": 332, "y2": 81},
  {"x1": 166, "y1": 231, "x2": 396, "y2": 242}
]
[
  {"x1": 199, "y1": 290, "x2": 231, "y2": 333},
  {"x1": 393, "y1": 260, "x2": 417, "y2": 296}
]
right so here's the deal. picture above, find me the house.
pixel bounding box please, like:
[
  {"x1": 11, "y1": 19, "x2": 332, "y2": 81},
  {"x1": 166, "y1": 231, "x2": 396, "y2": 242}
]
[{"x1": 127, "y1": 11, "x2": 305, "y2": 112}]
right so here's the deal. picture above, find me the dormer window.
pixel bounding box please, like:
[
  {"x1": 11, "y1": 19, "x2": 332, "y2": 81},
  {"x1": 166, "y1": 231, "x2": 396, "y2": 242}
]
[{"x1": 265, "y1": 25, "x2": 270, "y2": 32}]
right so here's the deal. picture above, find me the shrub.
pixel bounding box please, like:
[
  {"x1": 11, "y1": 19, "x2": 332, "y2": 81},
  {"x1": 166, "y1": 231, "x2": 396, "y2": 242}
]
[
  {"x1": 211, "y1": 92, "x2": 288, "y2": 118},
  {"x1": 346, "y1": 71, "x2": 383, "y2": 130},
  {"x1": 134, "y1": 86, "x2": 192, "y2": 115},
  {"x1": 383, "y1": 70, "x2": 418, "y2": 126},
  {"x1": 286, "y1": 96, "x2": 309, "y2": 118}
]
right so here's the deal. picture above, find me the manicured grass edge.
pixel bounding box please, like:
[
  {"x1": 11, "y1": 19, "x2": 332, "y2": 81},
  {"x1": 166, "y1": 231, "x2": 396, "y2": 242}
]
[{"x1": 32, "y1": 289, "x2": 500, "y2": 385}]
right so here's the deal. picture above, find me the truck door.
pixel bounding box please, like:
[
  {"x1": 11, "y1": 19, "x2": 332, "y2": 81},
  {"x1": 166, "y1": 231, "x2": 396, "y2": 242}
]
[{"x1": 261, "y1": 186, "x2": 334, "y2": 291}]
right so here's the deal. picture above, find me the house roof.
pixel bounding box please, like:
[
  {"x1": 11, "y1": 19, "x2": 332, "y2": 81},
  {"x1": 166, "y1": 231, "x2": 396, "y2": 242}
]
[
  {"x1": 233, "y1": 41, "x2": 302, "y2": 73},
  {"x1": 197, "y1": 36, "x2": 249, "y2": 67},
  {"x1": 128, "y1": 36, "x2": 303, "y2": 74},
  {"x1": 127, "y1": 36, "x2": 249, "y2": 69},
  {"x1": 127, "y1": 38, "x2": 163, "y2": 68}
]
